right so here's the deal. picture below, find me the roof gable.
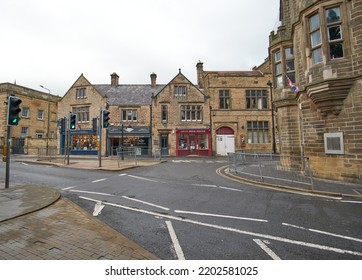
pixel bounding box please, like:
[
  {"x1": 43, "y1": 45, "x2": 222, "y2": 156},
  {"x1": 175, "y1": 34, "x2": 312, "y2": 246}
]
[
  {"x1": 62, "y1": 73, "x2": 104, "y2": 100},
  {"x1": 155, "y1": 70, "x2": 205, "y2": 98}
]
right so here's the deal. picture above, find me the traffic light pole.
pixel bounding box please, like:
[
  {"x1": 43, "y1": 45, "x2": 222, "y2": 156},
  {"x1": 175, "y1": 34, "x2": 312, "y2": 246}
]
[
  {"x1": 5, "y1": 125, "x2": 11, "y2": 189},
  {"x1": 98, "y1": 108, "x2": 102, "y2": 167}
]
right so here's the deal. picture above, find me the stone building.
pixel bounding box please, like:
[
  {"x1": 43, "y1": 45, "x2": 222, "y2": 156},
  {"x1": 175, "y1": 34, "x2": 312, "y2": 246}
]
[
  {"x1": 151, "y1": 69, "x2": 211, "y2": 156},
  {"x1": 196, "y1": 61, "x2": 273, "y2": 155},
  {"x1": 58, "y1": 73, "x2": 163, "y2": 156},
  {"x1": 0, "y1": 83, "x2": 60, "y2": 155},
  {"x1": 269, "y1": 0, "x2": 362, "y2": 183}
]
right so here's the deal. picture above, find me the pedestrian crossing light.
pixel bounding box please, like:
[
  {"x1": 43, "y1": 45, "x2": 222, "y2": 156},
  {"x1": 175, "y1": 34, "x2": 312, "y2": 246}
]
[
  {"x1": 102, "y1": 110, "x2": 110, "y2": 128},
  {"x1": 7, "y1": 96, "x2": 22, "y2": 126},
  {"x1": 69, "y1": 114, "x2": 77, "y2": 130}
]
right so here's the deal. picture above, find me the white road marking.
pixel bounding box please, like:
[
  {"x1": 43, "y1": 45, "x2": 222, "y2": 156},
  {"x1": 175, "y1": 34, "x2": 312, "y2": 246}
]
[
  {"x1": 174, "y1": 210, "x2": 268, "y2": 223},
  {"x1": 341, "y1": 200, "x2": 362, "y2": 204},
  {"x1": 92, "y1": 178, "x2": 107, "y2": 183},
  {"x1": 93, "y1": 201, "x2": 105, "y2": 216},
  {"x1": 128, "y1": 175, "x2": 159, "y2": 183},
  {"x1": 122, "y1": 196, "x2": 170, "y2": 211},
  {"x1": 253, "y1": 239, "x2": 281, "y2": 260},
  {"x1": 166, "y1": 221, "x2": 185, "y2": 260},
  {"x1": 61, "y1": 186, "x2": 77, "y2": 191},
  {"x1": 69, "y1": 190, "x2": 114, "y2": 196},
  {"x1": 21, "y1": 162, "x2": 29, "y2": 166},
  {"x1": 78, "y1": 196, "x2": 362, "y2": 257},
  {"x1": 191, "y1": 184, "x2": 243, "y2": 193},
  {"x1": 217, "y1": 186, "x2": 243, "y2": 193},
  {"x1": 118, "y1": 173, "x2": 127, "y2": 176},
  {"x1": 192, "y1": 184, "x2": 218, "y2": 188},
  {"x1": 282, "y1": 222, "x2": 362, "y2": 243}
]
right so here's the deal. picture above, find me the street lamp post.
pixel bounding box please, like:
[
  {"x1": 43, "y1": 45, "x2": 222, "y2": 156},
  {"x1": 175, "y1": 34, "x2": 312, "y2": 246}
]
[
  {"x1": 267, "y1": 80, "x2": 276, "y2": 154},
  {"x1": 40, "y1": 85, "x2": 51, "y2": 156}
]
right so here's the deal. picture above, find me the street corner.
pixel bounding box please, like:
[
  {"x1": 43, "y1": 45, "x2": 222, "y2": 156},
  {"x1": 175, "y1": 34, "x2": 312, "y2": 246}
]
[{"x1": 0, "y1": 185, "x2": 61, "y2": 222}]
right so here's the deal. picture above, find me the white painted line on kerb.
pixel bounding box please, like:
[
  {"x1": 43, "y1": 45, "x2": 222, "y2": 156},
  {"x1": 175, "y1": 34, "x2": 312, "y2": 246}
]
[
  {"x1": 78, "y1": 196, "x2": 362, "y2": 257},
  {"x1": 122, "y1": 196, "x2": 170, "y2": 211},
  {"x1": 253, "y1": 239, "x2": 281, "y2": 260},
  {"x1": 128, "y1": 175, "x2": 159, "y2": 183},
  {"x1": 92, "y1": 178, "x2": 107, "y2": 183},
  {"x1": 69, "y1": 190, "x2": 115, "y2": 196},
  {"x1": 174, "y1": 210, "x2": 268, "y2": 223},
  {"x1": 282, "y1": 223, "x2": 362, "y2": 243},
  {"x1": 166, "y1": 221, "x2": 185, "y2": 260}
]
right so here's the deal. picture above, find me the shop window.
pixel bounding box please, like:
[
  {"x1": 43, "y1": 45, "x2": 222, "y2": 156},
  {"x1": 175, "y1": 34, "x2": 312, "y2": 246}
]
[
  {"x1": 246, "y1": 90, "x2": 268, "y2": 109},
  {"x1": 219, "y1": 90, "x2": 230, "y2": 109},
  {"x1": 178, "y1": 134, "x2": 187, "y2": 149},
  {"x1": 72, "y1": 134, "x2": 97, "y2": 150},
  {"x1": 247, "y1": 121, "x2": 269, "y2": 144},
  {"x1": 122, "y1": 109, "x2": 138, "y2": 122},
  {"x1": 199, "y1": 134, "x2": 209, "y2": 149},
  {"x1": 180, "y1": 105, "x2": 202, "y2": 122}
]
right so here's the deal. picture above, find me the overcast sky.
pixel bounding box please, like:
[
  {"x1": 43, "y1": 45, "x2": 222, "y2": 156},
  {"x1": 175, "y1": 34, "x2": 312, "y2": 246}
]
[{"x1": 1, "y1": 0, "x2": 280, "y2": 96}]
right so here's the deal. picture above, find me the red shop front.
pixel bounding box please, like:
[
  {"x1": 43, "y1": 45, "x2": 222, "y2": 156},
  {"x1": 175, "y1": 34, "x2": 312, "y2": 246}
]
[{"x1": 176, "y1": 128, "x2": 211, "y2": 156}]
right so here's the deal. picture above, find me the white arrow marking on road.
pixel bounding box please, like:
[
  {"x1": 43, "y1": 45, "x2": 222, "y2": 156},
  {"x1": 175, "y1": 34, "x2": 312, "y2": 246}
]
[
  {"x1": 282, "y1": 222, "x2": 362, "y2": 243},
  {"x1": 166, "y1": 221, "x2": 185, "y2": 260},
  {"x1": 93, "y1": 201, "x2": 105, "y2": 216},
  {"x1": 174, "y1": 210, "x2": 268, "y2": 223},
  {"x1": 122, "y1": 196, "x2": 170, "y2": 211},
  {"x1": 92, "y1": 178, "x2": 107, "y2": 183},
  {"x1": 253, "y1": 239, "x2": 281, "y2": 260},
  {"x1": 79, "y1": 196, "x2": 362, "y2": 257}
]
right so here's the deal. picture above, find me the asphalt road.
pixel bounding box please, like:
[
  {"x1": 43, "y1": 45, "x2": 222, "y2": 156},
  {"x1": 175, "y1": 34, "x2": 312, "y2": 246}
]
[{"x1": 2, "y1": 159, "x2": 362, "y2": 260}]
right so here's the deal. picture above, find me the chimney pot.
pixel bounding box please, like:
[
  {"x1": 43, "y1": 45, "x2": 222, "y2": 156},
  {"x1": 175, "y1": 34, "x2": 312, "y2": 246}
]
[
  {"x1": 111, "y1": 72, "x2": 119, "y2": 87},
  {"x1": 150, "y1": 72, "x2": 157, "y2": 87}
]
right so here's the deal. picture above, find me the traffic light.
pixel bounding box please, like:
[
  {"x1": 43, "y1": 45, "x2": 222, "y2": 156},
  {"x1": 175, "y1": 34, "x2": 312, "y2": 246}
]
[
  {"x1": 7, "y1": 96, "x2": 22, "y2": 126},
  {"x1": 102, "y1": 110, "x2": 110, "y2": 128},
  {"x1": 69, "y1": 114, "x2": 76, "y2": 130}
]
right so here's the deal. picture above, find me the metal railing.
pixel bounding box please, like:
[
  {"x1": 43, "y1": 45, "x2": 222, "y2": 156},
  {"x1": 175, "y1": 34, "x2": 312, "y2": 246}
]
[{"x1": 228, "y1": 152, "x2": 314, "y2": 190}]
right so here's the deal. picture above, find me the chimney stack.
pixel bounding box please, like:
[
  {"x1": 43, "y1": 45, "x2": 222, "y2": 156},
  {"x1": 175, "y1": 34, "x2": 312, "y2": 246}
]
[
  {"x1": 150, "y1": 72, "x2": 157, "y2": 87},
  {"x1": 110, "y1": 72, "x2": 119, "y2": 87},
  {"x1": 196, "y1": 61, "x2": 204, "y2": 89}
]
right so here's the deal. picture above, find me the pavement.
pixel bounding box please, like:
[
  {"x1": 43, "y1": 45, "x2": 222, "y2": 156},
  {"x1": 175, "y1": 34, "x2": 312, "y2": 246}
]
[{"x1": 1, "y1": 155, "x2": 361, "y2": 260}]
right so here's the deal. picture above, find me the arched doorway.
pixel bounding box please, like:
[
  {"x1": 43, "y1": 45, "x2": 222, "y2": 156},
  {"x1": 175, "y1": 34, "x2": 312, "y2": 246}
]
[{"x1": 216, "y1": 127, "x2": 235, "y2": 156}]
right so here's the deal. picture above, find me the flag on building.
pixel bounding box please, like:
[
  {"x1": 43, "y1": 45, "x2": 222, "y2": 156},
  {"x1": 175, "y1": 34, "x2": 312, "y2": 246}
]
[{"x1": 286, "y1": 75, "x2": 299, "y2": 93}]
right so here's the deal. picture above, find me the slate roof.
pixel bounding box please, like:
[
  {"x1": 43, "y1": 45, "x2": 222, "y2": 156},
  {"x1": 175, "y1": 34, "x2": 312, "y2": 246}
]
[{"x1": 94, "y1": 84, "x2": 165, "y2": 106}]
